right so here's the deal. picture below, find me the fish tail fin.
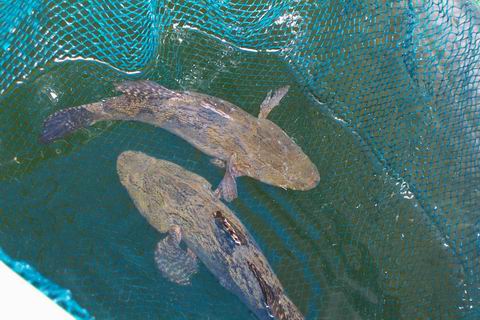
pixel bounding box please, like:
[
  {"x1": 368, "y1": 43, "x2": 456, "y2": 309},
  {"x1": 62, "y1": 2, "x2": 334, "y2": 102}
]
[{"x1": 39, "y1": 104, "x2": 97, "y2": 144}]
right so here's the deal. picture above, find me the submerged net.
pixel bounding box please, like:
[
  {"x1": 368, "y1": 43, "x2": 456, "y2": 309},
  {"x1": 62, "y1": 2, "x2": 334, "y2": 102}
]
[
  {"x1": 0, "y1": 248, "x2": 92, "y2": 318},
  {"x1": 0, "y1": 0, "x2": 479, "y2": 319}
]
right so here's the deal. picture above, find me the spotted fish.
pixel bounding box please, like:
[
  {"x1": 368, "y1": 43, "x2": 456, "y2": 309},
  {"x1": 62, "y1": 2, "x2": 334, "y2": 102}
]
[
  {"x1": 117, "y1": 150, "x2": 304, "y2": 320},
  {"x1": 40, "y1": 80, "x2": 319, "y2": 201}
]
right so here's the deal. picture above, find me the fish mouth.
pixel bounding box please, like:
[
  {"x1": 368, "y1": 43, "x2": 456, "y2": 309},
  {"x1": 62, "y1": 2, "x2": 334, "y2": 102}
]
[{"x1": 299, "y1": 164, "x2": 320, "y2": 190}]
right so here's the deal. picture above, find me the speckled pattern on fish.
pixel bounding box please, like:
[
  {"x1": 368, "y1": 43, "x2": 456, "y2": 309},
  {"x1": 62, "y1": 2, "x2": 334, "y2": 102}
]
[
  {"x1": 40, "y1": 80, "x2": 319, "y2": 201},
  {"x1": 117, "y1": 150, "x2": 304, "y2": 320}
]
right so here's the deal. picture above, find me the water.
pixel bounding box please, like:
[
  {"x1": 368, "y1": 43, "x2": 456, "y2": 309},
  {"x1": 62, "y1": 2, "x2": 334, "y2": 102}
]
[{"x1": 0, "y1": 28, "x2": 464, "y2": 319}]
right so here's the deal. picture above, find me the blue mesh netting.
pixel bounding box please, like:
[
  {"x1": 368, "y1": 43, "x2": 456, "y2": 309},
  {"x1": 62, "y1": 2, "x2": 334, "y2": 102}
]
[
  {"x1": 0, "y1": 0, "x2": 479, "y2": 319},
  {"x1": 0, "y1": 248, "x2": 91, "y2": 318}
]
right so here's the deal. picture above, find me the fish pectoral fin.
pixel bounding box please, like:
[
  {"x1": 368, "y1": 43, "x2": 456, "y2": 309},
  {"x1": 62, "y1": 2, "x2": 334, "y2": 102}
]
[
  {"x1": 214, "y1": 173, "x2": 237, "y2": 202},
  {"x1": 154, "y1": 226, "x2": 198, "y2": 286},
  {"x1": 258, "y1": 85, "x2": 290, "y2": 119},
  {"x1": 115, "y1": 80, "x2": 178, "y2": 99},
  {"x1": 213, "y1": 154, "x2": 239, "y2": 202}
]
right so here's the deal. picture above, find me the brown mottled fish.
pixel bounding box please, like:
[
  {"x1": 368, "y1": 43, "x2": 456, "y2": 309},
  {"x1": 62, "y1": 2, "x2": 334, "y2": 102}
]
[
  {"x1": 117, "y1": 150, "x2": 304, "y2": 320},
  {"x1": 40, "y1": 80, "x2": 319, "y2": 201}
]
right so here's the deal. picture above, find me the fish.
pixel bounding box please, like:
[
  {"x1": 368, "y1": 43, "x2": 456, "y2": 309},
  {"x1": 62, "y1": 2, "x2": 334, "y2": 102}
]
[
  {"x1": 117, "y1": 150, "x2": 304, "y2": 320},
  {"x1": 40, "y1": 80, "x2": 319, "y2": 201}
]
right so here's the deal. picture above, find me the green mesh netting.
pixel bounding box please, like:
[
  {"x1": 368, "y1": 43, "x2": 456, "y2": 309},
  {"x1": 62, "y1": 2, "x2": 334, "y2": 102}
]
[{"x1": 0, "y1": 0, "x2": 479, "y2": 319}]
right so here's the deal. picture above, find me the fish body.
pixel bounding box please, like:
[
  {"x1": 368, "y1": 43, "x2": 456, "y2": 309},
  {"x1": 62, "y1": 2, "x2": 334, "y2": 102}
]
[
  {"x1": 41, "y1": 81, "x2": 319, "y2": 200},
  {"x1": 117, "y1": 150, "x2": 304, "y2": 320}
]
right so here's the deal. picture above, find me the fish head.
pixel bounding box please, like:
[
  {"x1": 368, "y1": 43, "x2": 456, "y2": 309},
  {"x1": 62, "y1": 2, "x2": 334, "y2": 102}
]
[
  {"x1": 275, "y1": 146, "x2": 320, "y2": 191},
  {"x1": 117, "y1": 151, "x2": 212, "y2": 231},
  {"x1": 250, "y1": 124, "x2": 320, "y2": 191},
  {"x1": 117, "y1": 151, "x2": 176, "y2": 232}
]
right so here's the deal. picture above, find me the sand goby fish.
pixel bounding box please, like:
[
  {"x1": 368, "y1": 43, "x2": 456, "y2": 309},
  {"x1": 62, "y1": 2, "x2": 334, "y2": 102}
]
[
  {"x1": 117, "y1": 150, "x2": 304, "y2": 320},
  {"x1": 40, "y1": 80, "x2": 320, "y2": 201}
]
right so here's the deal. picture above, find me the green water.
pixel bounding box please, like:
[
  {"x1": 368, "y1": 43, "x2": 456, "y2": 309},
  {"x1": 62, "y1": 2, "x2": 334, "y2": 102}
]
[{"x1": 0, "y1": 28, "x2": 463, "y2": 319}]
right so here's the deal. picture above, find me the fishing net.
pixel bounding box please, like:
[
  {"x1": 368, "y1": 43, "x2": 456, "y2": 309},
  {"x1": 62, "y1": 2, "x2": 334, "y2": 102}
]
[
  {"x1": 0, "y1": 0, "x2": 479, "y2": 319},
  {"x1": 0, "y1": 248, "x2": 91, "y2": 318}
]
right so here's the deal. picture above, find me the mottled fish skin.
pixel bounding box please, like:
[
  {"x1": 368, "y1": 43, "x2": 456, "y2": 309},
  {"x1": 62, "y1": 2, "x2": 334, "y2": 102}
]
[
  {"x1": 117, "y1": 150, "x2": 304, "y2": 320},
  {"x1": 41, "y1": 80, "x2": 319, "y2": 195}
]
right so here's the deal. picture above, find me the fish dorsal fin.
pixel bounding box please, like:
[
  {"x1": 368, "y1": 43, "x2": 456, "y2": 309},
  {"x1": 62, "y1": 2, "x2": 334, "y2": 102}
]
[
  {"x1": 214, "y1": 210, "x2": 247, "y2": 246},
  {"x1": 248, "y1": 261, "x2": 288, "y2": 320},
  {"x1": 115, "y1": 80, "x2": 178, "y2": 99}
]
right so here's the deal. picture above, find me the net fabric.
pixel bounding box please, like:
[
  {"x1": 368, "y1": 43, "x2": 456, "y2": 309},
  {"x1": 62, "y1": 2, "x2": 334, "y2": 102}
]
[
  {"x1": 0, "y1": 0, "x2": 479, "y2": 319},
  {"x1": 0, "y1": 248, "x2": 92, "y2": 319}
]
